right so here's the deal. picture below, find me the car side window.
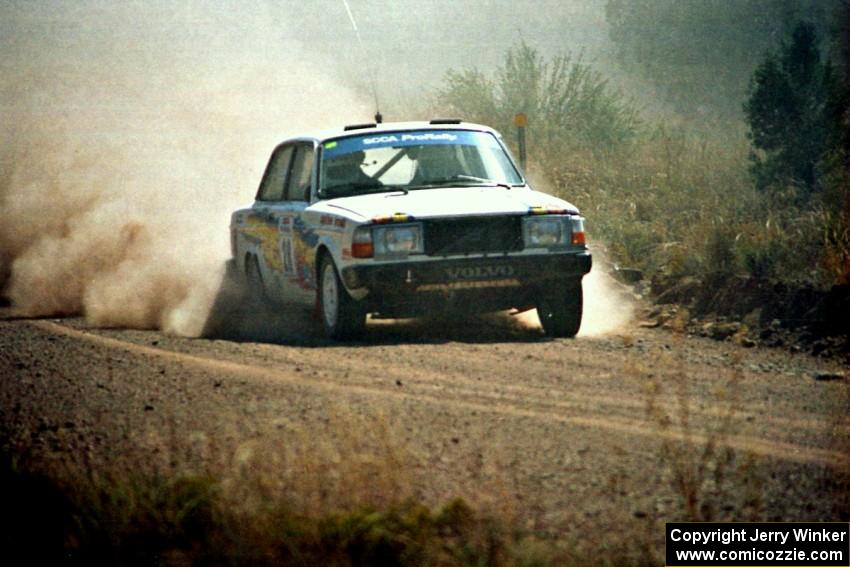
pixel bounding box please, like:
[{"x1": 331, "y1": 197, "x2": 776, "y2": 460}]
[
  {"x1": 257, "y1": 145, "x2": 294, "y2": 202},
  {"x1": 286, "y1": 144, "x2": 315, "y2": 202}
]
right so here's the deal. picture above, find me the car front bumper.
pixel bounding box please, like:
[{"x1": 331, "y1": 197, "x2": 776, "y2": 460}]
[{"x1": 340, "y1": 251, "x2": 592, "y2": 316}]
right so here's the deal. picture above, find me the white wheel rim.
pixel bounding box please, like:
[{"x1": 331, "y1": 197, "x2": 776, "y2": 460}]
[{"x1": 322, "y1": 263, "x2": 339, "y2": 329}]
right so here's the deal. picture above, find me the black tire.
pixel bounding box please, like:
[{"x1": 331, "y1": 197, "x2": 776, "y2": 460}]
[
  {"x1": 537, "y1": 279, "x2": 583, "y2": 338},
  {"x1": 318, "y1": 255, "x2": 366, "y2": 340},
  {"x1": 245, "y1": 255, "x2": 267, "y2": 300}
]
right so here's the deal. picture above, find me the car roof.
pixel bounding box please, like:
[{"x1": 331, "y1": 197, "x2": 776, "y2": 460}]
[{"x1": 278, "y1": 120, "x2": 503, "y2": 146}]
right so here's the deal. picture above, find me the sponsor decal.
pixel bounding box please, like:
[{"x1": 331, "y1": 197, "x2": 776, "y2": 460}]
[
  {"x1": 281, "y1": 239, "x2": 294, "y2": 275},
  {"x1": 322, "y1": 130, "x2": 488, "y2": 157},
  {"x1": 363, "y1": 133, "x2": 458, "y2": 145},
  {"x1": 317, "y1": 215, "x2": 345, "y2": 232},
  {"x1": 417, "y1": 279, "x2": 520, "y2": 292},
  {"x1": 362, "y1": 135, "x2": 401, "y2": 145},
  {"x1": 242, "y1": 216, "x2": 285, "y2": 272},
  {"x1": 445, "y1": 265, "x2": 516, "y2": 280},
  {"x1": 289, "y1": 217, "x2": 320, "y2": 290},
  {"x1": 279, "y1": 216, "x2": 292, "y2": 233}
]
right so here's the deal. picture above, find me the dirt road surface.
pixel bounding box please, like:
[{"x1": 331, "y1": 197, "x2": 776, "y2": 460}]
[{"x1": 0, "y1": 305, "x2": 847, "y2": 555}]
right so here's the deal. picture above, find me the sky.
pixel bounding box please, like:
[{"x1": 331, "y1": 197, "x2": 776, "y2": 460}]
[{"x1": 0, "y1": 0, "x2": 615, "y2": 129}]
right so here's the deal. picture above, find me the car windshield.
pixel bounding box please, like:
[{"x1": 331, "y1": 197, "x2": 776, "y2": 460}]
[{"x1": 318, "y1": 129, "x2": 524, "y2": 198}]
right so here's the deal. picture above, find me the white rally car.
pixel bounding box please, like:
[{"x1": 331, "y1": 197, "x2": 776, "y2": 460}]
[{"x1": 230, "y1": 120, "x2": 592, "y2": 339}]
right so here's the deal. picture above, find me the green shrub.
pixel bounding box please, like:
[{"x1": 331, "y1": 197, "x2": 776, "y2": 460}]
[{"x1": 438, "y1": 41, "x2": 639, "y2": 160}]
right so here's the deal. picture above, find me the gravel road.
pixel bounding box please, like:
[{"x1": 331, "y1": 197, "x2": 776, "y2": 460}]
[{"x1": 0, "y1": 306, "x2": 847, "y2": 555}]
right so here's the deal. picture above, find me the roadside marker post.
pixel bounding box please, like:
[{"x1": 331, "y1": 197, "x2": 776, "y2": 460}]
[{"x1": 514, "y1": 112, "x2": 528, "y2": 172}]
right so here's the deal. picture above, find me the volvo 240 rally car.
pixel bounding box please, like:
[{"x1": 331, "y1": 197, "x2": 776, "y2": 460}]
[{"x1": 230, "y1": 120, "x2": 592, "y2": 339}]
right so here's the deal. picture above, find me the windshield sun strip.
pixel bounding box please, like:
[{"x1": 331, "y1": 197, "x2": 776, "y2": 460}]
[{"x1": 318, "y1": 129, "x2": 526, "y2": 195}]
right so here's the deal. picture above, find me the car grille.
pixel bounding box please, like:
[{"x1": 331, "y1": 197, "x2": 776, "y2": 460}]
[{"x1": 423, "y1": 216, "x2": 524, "y2": 256}]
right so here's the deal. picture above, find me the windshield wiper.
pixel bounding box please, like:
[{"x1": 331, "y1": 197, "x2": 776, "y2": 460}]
[
  {"x1": 410, "y1": 175, "x2": 517, "y2": 191},
  {"x1": 320, "y1": 182, "x2": 408, "y2": 199}
]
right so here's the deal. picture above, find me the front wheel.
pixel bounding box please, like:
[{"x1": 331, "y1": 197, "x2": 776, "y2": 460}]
[
  {"x1": 537, "y1": 279, "x2": 583, "y2": 338},
  {"x1": 319, "y1": 255, "x2": 366, "y2": 340}
]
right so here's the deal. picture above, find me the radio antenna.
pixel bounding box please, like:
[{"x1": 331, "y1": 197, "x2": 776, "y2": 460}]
[{"x1": 340, "y1": 0, "x2": 382, "y2": 123}]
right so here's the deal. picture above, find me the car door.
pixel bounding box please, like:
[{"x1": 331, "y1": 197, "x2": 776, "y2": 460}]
[
  {"x1": 248, "y1": 143, "x2": 294, "y2": 301},
  {"x1": 276, "y1": 142, "x2": 318, "y2": 305}
]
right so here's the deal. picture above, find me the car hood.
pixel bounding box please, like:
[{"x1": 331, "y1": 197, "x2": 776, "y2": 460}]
[{"x1": 323, "y1": 186, "x2": 580, "y2": 220}]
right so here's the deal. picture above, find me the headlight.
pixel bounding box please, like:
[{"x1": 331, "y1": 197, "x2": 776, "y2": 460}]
[
  {"x1": 373, "y1": 224, "x2": 424, "y2": 256},
  {"x1": 523, "y1": 216, "x2": 568, "y2": 247}
]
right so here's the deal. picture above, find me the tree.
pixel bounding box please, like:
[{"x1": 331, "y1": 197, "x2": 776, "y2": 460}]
[
  {"x1": 604, "y1": 0, "x2": 840, "y2": 121},
  {"x1": 744, "y1": 21, "x2": 844, "y2": 197}
]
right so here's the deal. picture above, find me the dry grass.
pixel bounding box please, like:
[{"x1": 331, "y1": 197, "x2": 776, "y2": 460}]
[
  {"x1": 633, "y1": 329, "x2": 767, "y2": 526},
  {"x1": 826, "y1": 382, "x2": 850, "y2": 520},
  {"x1": 0, "y1": 407, "x2": 596, "y2": 566},
  {"x1": 2, "y1": 357, "x2": 843, "y2": 565},
  {"x1": 524, "y1": 119, "x2": 847, "y2": 289}
]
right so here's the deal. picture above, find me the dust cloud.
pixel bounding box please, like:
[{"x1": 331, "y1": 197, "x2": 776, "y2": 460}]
[
  {"x1": 521, "y1": 167, "x2": 636, "y2": 337},
  {"x1": 577, "y1": 257, "x2": 636, "y2": 336},
  {"x1": 1, "y1": 1, "x2": 634, "y2": 339},
  {"x1": 514, "y1": 251, "x2": 636, "y2": 337},
  {"x1": 0, "y1": 2, "x2": 369, "y2": 335}
]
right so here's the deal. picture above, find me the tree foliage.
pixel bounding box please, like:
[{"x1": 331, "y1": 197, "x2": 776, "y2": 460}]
[
  {"x1": 744, "y1": 21, "x2": 846, "y2": 197},
  {"x1": 437, "y1": 42, "x2": 638, "y2": 157}
]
